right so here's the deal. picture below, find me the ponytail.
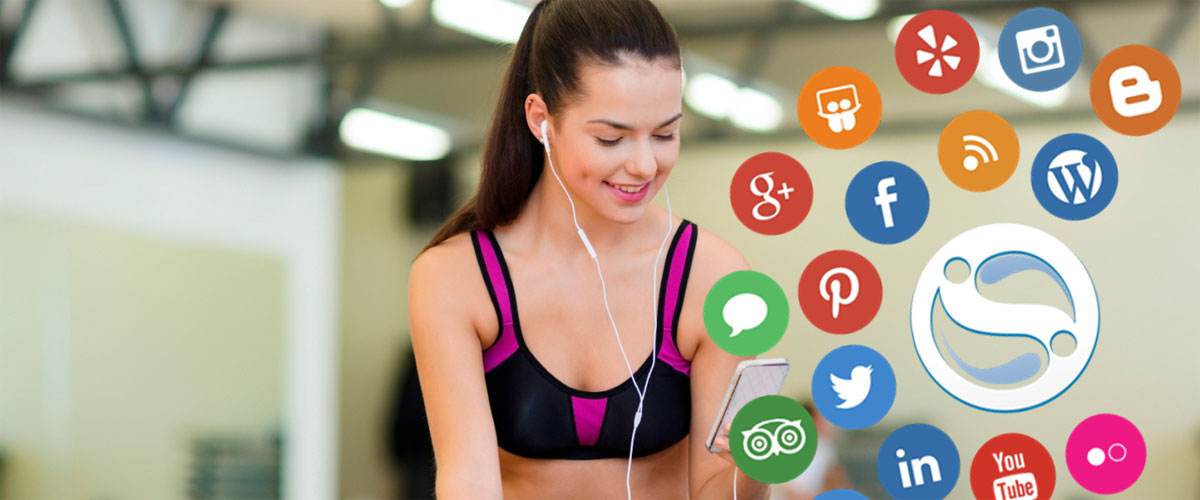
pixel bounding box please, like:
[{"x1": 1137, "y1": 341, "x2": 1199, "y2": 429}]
[{"x1": 421, "y1": 0, "x2": 680, "y2": 254}]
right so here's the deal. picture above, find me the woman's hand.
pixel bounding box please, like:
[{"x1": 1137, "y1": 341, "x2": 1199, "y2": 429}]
[{"x1": 710, "y1": 421, "x2": 736, "y2": 465}]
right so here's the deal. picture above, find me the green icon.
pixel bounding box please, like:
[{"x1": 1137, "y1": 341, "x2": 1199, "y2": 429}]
[
  {"x1": 731, "y1": 395, "x2": 818, "y2": 484},
  {"x1": 704, "y1": 270, "x2": 789, "y2": 356}
]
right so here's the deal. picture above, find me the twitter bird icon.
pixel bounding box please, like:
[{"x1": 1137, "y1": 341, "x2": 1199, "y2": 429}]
[
  {"x1": 813, "y1": 345, "x2": 896, "y2": 429},
  {"x1": 831, "y1": 365, "x2": 873, "y2": 409}
]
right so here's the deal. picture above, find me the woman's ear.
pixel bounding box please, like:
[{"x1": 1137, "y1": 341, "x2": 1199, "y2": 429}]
[{"x1": 524, "y1": 93, "x2": 550, "y2": 144}]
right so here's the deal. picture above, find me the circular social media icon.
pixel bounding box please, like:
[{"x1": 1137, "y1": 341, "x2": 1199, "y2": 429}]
[
  {"x1": 970, "y1": 433, "x2": 1056, "y2": 500},
  {"x1": 797, "y1": 250, "x2": 882, "y2": 334},
  {"x1": 1091, "y1": 44, "x2": 1182, "y2": 136},
  {"x1": 911, "y1": 223, "x2": 1098, "y2": 412},
  {"x1": 1030, "y1": 133, "x2": 1118, "y2": 221},
  {"x1": 811, "y1": 345, "x2": 895, "y2": 429},
  {"x1": 814, "y1": 490, "x2": 869, "y2": 500},
  {"x1": 894, "y1": 10, "x2": 981, "y2": 94},
  {"x1": 704, "y1": 270, "x2": 789, "y2": 356},
  {"x1": 877, "y1": 424, "x2": 960, "y2": 500},
  {"x1": 730, "y1": 395, "x2": 818, "y2": 484},
  {"x1": 937, "y1": 110, "x2": 1020, "y2": 192},
  {"x1": 797, "y1": 66, "x2": 882, "y2": 150},
  {"x1": 998, "y1": 7, "x2": 1083, "y2": 91},
  {"x1": 845, "y1": 161, "x2": 929, "y2": 245},
  {"x1": 1065, "y1": 414, "x2": 1146, "y2": 494},
  {"x1": 730, "y1": 152, "x2": 814, "y2": 235}
]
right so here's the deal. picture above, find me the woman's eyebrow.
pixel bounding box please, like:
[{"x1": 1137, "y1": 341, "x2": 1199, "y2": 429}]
[{"x1": 587, "y1": 112, "x2": 683, "y2": 131}]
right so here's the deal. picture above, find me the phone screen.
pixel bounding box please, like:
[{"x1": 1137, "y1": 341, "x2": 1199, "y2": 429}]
[{"x1": 706, "y1": 359, "x2": 789, "y2": 452}]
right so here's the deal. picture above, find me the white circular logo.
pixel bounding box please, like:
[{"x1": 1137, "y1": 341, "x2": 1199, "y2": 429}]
[{"x1": 910, "y1": 223, "x2": 1098, "y2": 411}]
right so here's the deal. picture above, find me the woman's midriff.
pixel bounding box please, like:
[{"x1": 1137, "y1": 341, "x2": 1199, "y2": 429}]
[{"x1": 498, "y1": 437, "x2": 691, "y2": 499}]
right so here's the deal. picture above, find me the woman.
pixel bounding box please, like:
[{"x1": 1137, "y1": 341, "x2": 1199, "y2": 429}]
[{"x1": 409, "y1": 1, "x2": 765, "y2": 498}]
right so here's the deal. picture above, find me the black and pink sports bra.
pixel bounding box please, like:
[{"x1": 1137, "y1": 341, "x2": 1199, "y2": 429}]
[{"x1": 470, "y1": 219, "x2": 697, "y2": 460}]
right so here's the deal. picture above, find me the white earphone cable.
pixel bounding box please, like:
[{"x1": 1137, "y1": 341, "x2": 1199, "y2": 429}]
[{"x1": 542, "y1": 120, "x2": 673, "y2": 500}]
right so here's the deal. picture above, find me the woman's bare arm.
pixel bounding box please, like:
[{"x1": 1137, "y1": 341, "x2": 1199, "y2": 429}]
[
  {"x1": 409, "y1": 240, "x2": 503, "y2": 499},
  {"x1": 684, "y1": 229, "x2": 771, "y2": 500}
]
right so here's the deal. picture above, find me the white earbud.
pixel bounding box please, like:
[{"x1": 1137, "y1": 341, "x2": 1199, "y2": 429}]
[
  {"x1": 538, "y1": 116, "x2": 673, "y2": 500},
  {"x1": 542, "y1": 119, "x2": 597, "y2": 259}
]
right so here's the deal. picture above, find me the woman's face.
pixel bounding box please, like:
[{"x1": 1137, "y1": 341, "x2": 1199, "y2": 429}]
[{"x1": 538, "y1": 56, "x2": 683, "y2": 225}]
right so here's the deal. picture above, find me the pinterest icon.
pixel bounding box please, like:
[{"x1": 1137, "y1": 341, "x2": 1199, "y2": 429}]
[
  {"x1": 798, "y1": 250, "x2": 882, "y2": 334},
  {"x1": 730, "y1": 152, "x2": 814, "y2": 235}
]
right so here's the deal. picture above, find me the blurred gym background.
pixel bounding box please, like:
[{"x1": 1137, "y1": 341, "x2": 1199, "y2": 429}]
[{"x1": 1, "y1": 0, "x2": 1197, "y2": 499}]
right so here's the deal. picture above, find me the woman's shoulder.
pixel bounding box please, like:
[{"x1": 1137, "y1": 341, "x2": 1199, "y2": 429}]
[
  {"x1": 686, "y1": 222, "x2": 751, "y2": 284},
  {"x1": 673, "y1": 222, "x2": 750, "y2": 360},
  {"x1": 412, "y1": 231, "x2": 477, "y2": 280},
  {"x1": 410, "y1": 231, "x2": 490, "y2": 316}
]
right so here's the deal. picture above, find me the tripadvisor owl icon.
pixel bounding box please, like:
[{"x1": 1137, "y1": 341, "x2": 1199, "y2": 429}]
[{"x1": 910, "y1": 223, "x2": 1099, "y2": 412}]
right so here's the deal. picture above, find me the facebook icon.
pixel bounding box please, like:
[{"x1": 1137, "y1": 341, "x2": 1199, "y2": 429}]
[
  {"x1": 845, "y1": 162, "x2": 929, "y2": 244},
  {"x1": 875, "y1": 177, "x2": 898, "y2": 228}
]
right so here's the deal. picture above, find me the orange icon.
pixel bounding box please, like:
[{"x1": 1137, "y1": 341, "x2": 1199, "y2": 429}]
[
  {"x1": 937, "y1": 110, "x2": 1019, "y2": 192},
  {"x1": 1090, "y1": 44, "x2": 1181, "y2": 136},
  {"x1": 797, "y1": 66, "x2": 882, "y2": 150}
]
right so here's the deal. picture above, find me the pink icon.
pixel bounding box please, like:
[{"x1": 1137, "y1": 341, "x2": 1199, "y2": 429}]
[{"x1": 1065, "y1": 413, "x2": 1146, "y2": 494}]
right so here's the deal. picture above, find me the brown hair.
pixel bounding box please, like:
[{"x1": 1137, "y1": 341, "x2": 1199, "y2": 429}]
[{"x1": 421, "y1": 0, "x2": 681, "y2": 253}]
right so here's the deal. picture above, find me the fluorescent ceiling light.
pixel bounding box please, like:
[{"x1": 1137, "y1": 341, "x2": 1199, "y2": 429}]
[
  {"x1": 731, "y1": 87, "x2": 783, "y2": 132},
  {"x1": 684, "y1": 72, "x2": 739, "y2": 120},
  {"x1": 380, "y1": 0, "x2": 414, "y2": 8},
  {"x1": 795, "y1": 0, "x2": 880, "y2": 21},
  {"x1": 432, "y1": 0, "x2": 532, "y2": 44},
  {"x1": 339, "y1": 107, "x2": 452, "y2": 161},
  {"x1": 886, "y1": 14, "x2": 1069, "y2": 108},
  {"x1": 684, "y1": 71, "x2": 783, "y2": 132},
  {"x1": 886, "y1": 14, "x2": 916, "y2": 43}
]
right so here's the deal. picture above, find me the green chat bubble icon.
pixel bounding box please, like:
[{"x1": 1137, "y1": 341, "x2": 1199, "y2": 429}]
[
  {"x1": 704, "y1": 270, "x2": 789, "y2": 356},
  {"x1": 725, "y1": 292, "x2": 768, "y2": 337}
]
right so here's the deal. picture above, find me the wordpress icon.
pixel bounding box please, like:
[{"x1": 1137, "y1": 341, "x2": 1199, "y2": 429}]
[
  {"x1": 910, "y1": 224, "x2": 1099, "y2": 412},
  {"x1": 1031, "y1": 133, "x2": 1118, "y2": 221}
]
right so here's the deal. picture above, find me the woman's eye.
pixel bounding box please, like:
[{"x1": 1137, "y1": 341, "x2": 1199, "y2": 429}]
[{"x1": 595, "y1": 134, "x2": 677, "y2": 147}]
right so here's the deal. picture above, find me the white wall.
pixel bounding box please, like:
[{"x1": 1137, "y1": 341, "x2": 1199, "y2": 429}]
[{"x1": 0, "y1": 98, "x2": 342, "y2": 500}]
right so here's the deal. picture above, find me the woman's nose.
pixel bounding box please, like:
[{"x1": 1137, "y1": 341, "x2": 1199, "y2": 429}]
[{"x1": 625, "y1": 138, "x2": 657, "y2": 178}]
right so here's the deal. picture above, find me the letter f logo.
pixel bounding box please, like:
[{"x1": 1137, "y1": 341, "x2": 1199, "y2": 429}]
[{"x1": 875, "y1": 177, "x2": 898, "y2": 228}]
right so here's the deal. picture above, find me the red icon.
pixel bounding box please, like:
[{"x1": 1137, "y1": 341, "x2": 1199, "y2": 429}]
[
  {"x1": 895, "y1": 10, "x2": 980, "y2": 94},
  {"x1": 797, "y1": 250, "x2": 881, "y2": 334},
  {"x1": 730, "y1": 152, "x2": 813, "y2": 235},
  {"x1": 970, "y1": 433, "x2": 1056, "y2": 500}
]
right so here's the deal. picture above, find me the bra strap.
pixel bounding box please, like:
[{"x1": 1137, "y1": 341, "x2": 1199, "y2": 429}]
[
  {"x1": 657, "y1": 221, "x2": 697, "y2": 375},
  {"x1": 471, "y1": 230, "x2": 519, "y2": 372}
]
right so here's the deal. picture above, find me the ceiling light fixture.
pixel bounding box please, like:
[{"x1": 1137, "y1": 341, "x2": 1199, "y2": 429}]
[
  {"x1": 795, "y1": 0, "x2": 880, "y2": 21},
  {"x1": 339, "y1": 107, "x2": 452, "y2": 161},
  {"x1": 431, "y1": 0, "x2": 532, "y2": 44}
]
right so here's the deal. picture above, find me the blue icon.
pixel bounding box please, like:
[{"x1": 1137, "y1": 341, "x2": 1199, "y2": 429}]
[
  {"x1": 811, "y1": 345, "x2": 896, "y2": 430},
  {"x1": 1030, "y1": 133, "x2": 1118, "y2": 220},
  {"x1": 998, "y1": 7, "x2": 1082, "y2": 91},
  {"x1": 877, "y1": 424, "x2": 960, "y2": 500},
  {"x1": 845, "y1": 161, "x2": 929, "y2": 244},
  {"x1": 814, "y1": 489, "x2": 870, "y2": 500}
]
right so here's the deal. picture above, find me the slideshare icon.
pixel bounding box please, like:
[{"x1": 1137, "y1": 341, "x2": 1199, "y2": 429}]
[{"x1": 910, "y1": 223, "x2": 1098, "y2": 412}]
